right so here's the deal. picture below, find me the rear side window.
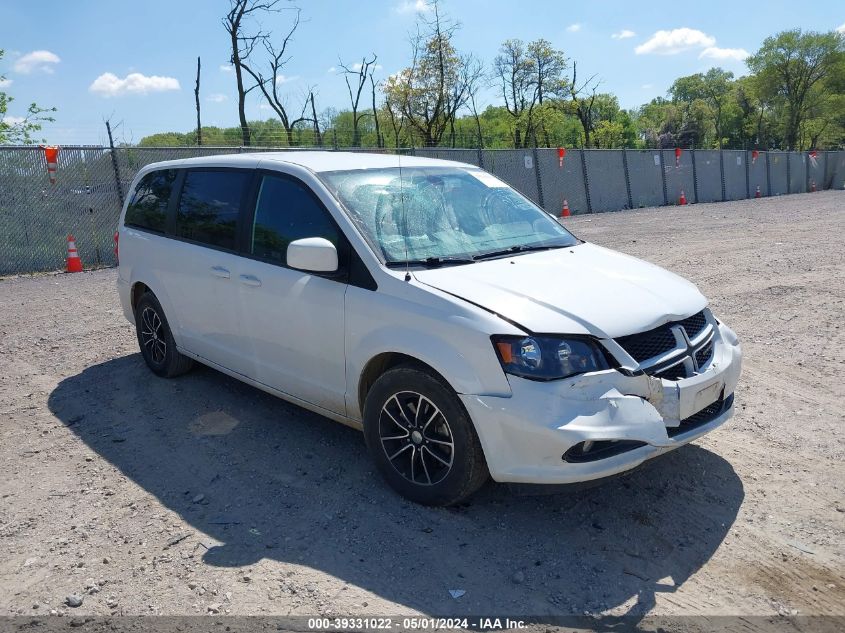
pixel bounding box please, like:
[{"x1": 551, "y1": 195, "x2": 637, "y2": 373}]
[
  {"x1": 125, "y1": 170, "x2": 176, "y2": 233},
  {"x1": 251, "y1": 175, "x2": 340, "y2": 263},
  {"x1": 176, "y1": 170, "x2": 250, "y2": 250}
]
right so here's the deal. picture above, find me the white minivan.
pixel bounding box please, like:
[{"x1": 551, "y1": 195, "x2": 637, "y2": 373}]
[{"x1": 116, "y1": 151, "x2": 742, "y2": 506}]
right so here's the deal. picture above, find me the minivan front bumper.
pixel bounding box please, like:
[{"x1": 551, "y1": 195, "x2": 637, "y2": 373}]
[{"x1": 460, "y1": 322, "x2": 742, "y2": 484}]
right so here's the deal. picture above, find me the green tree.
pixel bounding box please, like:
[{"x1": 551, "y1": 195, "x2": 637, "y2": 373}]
[
  {"x1": 746, "y1": 29, "x2": 845, "y2": 149},
  {"x1": 0, "y1": 50, "x2": 57, "y2": 144},
  {"x1": 383, "y1": 0, "x2": 475, "y2": 146},
  {"x1": 670, "y1": 68, "x2": 735, "y2": 148}
]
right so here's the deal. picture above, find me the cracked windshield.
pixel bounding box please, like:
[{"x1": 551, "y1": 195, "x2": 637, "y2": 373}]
[{"x1": 321, "y1": 167, "x2": 578, "y2": 264}]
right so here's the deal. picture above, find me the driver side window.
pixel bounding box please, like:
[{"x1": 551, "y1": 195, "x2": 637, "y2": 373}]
[{"x1": 251, "y1": 174, "x2": 341, "y2": 265}]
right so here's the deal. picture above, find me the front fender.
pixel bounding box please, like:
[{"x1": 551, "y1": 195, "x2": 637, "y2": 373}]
[{"x1": 344, "y1": 283, "x2": 514, "y2": 420}]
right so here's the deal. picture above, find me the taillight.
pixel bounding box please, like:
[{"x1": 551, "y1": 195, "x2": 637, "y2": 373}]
[{"x1": 114, "y1": 231, "x2": 119, "y2": 264}]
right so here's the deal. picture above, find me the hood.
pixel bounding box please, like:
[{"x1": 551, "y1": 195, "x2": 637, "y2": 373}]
[{"x1": 413, "y1": 243, "x2": 706, "y2": 338}]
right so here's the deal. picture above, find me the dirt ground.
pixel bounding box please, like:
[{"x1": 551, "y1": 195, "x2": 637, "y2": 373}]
[{"x1": 1, "y1": 191, "x2": 843, "y2": 624}]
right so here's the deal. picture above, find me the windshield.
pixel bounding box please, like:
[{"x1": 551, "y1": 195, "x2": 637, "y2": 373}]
[{"x1": 319, "y1": 167, "x2": 578, "y2": 264}]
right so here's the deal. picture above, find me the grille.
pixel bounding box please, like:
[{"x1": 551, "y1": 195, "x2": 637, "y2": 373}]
[
  {"x1": 695, "y1": 340, "x2": 714, "y2": 367},
  {"x1": 668, "y1": 393, "x2": 734, "y2": 437},
  {"x1": 678, "y1": 311, "x2": 707, "y2": 339},
  {"x1": 655, "y1": 362, "x2": 688, "y2": 381},
  {"x1": 615, "y1": 311, "x2": 708, "y2": 364},
  {"x1": 616, "y1": 326, "x2": 676, "y2": 362}
]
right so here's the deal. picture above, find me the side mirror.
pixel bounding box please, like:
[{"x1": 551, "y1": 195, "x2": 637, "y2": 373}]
[{"x1": 286, "y1": 237, "x2": 338, "y2": 273}]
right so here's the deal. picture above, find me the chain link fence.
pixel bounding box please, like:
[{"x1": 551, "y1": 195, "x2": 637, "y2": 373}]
[{"x1": 1, "y1": 145, "x2": 843, "y2": 275}]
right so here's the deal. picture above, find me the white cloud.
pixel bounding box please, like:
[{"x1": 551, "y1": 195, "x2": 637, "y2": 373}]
[
  {"x1": 1, "y1": 115, "x2": 25, "y2": 125},
  {"x1": 0, "y1": 78, "x2": 12, "y2": 88},
  {"x1": 206, "y1": 93, "x2": 227, "y2": 103},
  {"x1": 89, "y1": 72, "x2": 181, "y2": 97},
  {"x1": 219, "y1": 64, "x2": 234, "y2": 73},
  {"x1": 641, "y1": 83, "x2": 653, "y2": 89},
  {"x1": 566, "y1": 23, "x2": 582, "y2": 33},
  {"x1": 327, "y1": 66, "x2": 337, "y2": 73},
  {"x1": 13, "y1": 50, "x2": 61, "y2": 74},
  {"x1": 635, "y1": 28, "x2": 716, "y2": 55},
  {"x1": 836, "y1": 22, "x2": 845, "y2": 33},
  {"x1": 612, "y1": 29, "x2": 636, "y2": 40},
  {"x1": 699, "y1": 46, "x2": 750, "y2": 61},
  {"x1": 274, "y1": 74, "x2": 299, "y2": 84},
  {"x1": 395, "y1": 0, "x2": 431, "y2": 14}
]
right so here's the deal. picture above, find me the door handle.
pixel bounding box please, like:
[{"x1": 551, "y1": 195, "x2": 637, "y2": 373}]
[
  {"x1": 210, "y1": 266, "x2": 231, "y2": 279},
  {"x1": 239, "y1": 274, "x2": 262, "y2": 287}
]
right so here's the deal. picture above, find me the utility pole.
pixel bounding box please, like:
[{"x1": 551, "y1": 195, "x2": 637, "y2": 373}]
[{"x1": 195, "y1": 57, "x2": 202, "y2": 146}]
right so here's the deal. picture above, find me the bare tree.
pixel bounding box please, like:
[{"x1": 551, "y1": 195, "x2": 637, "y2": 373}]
[
  {"x1": 222, "y1": 0, "x2": 282, "y2": 146},
  {"x1": 494, "y1": 39, "x2": 537, "y2": 147},
  {"x1": 370, "y1": 75, "x2": 383, "y2": 148},
  {"x1": 339, "y1": 55, "x2": 378, "y2": 147},
  {"x1": 194, "y1": 57, "x2": 202, "y2": 146},
  {"x1": 309, "y1": 91, "x2": 322, "y2": 146},
  {"x1": 384, "y1": 97, "x2": 405, "y2": 149},
  {"x1": 465, "y1": 57, "x2": 487, "y2": 148},
  {"x1": 238, "y1": 7, "x2": 316, "y2": 146},
  {"x1": 569, "y1": 61, "x2": 601, "y2": 148},
  {"x1": 449, "y1": 54, "x2": 484, "y2": 147}
]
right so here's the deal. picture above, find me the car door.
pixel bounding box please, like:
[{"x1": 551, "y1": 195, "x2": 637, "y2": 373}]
[
  {"x1": 163, "y1": 168, "x2": 254, "y2": 375},
  {"x1": 236, "y1": 171, "x2": 348, "y2": 416}
]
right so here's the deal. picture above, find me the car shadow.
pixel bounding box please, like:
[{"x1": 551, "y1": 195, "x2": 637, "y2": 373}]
[{"x1": 48, "y1": 354, "x2": 744, "y2": 620}]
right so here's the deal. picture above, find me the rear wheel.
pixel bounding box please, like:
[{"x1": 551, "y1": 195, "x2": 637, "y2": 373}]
[
  {"x1": 363, "y1": 365, "x2": 488, "y2": 506},
  {"x1": 135, "y1": 292, "x2": 194, "y2": 378}
]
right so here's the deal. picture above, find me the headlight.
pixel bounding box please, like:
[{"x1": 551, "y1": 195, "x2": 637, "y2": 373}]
[{"x1": 492, "y1": 335, "x2": 610, "y2": 381}]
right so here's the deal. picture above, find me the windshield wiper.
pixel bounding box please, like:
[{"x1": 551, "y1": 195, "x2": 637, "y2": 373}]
[
  {"x1": 472, "y1": 244, "x2": 568, "y2": 261},
  {"x1": 385, "y1": 256, "x2": 475, "y2": 269}
]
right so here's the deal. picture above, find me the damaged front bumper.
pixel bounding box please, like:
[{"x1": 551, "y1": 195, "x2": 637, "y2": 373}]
[{"x1": 460, "y1": 322, "x2": 742, "y2": 484}]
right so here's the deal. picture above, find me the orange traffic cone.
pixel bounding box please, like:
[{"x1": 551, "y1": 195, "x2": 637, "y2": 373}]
[
  {"x1": 560, "y1": 199, "x2": 571, "y2": 218},
  {"x1": 755, "y1": 185, "x2": 761, "y2": 198},
  {"x1": 66, "y1": 235, "x2": 83, "y2": 273},
  {"x1": 679, "y1": 190, "x2": 687, "y2": 205},
  {"x1": 810, "y1": 180, "x2": 816, "y2": 192}
]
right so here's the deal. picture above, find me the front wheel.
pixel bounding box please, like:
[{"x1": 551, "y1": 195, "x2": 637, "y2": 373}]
[
  {"x1": 363, "y1": 365, "x2": 489, "y2": 506},
  {"x1": 135, "y1": 292, "x2": 194, "y2": 378}
]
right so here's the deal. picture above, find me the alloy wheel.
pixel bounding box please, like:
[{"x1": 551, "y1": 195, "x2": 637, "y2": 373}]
[
  {"x1": 140, "y1": 306, "x2": 166, "y2": 364},
  {"x1": 378, "y1": 391, "x2": 455, "y2": 486}
]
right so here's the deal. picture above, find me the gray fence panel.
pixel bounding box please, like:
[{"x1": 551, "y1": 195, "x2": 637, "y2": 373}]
[
  {"x1": 481, "y1": 149, "x2": 540, "y2": 205},
  {"x1": 662, "y1": 149, "x2": 695, "y2": 205},
  {"x1": 807, "y1": 152, "x2": 825, "y2": 191},
  {"x1": 627, "y1": 151, "x2": 663, "y2": 207},
  {"x1": 535, "y1": 148, "x2": 589, "y2": 215},
  {"x1": 829, "y1": 151, "x2": 845, "y2": 189},
  {"x1": 747, "y1": 151, "x2": 768, "y2": 198},
  {"x1": 768, "y1": 152, "x2": 788, "y2": 195},
  {"x1": 624, "y1": 150, "x2": 664, "y2": 208},
  {"x1": 722, "y1": 150, "x2": 746, "y2": 200},
  {"x1": 694, "y1": 150, "x2": 722, "y2": 202},
  {"x1": 788, "y1": 152, "x2": 806, "y2": 193},
  {"x1": 824, "y1": 152, "x2": 835, "y2": 188},
  {"x1": 583, "y1": 150, "x2": 628, "y2": 211}
]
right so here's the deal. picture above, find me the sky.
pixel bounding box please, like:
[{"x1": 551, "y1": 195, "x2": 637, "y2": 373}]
[{"x1": 2, "y1": 0, "x2": 844, "y2": 145}]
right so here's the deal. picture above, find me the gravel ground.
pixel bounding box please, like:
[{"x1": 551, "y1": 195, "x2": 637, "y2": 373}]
[{"x1": 0, "y1": 191, "x2": 843, "y2": 623}]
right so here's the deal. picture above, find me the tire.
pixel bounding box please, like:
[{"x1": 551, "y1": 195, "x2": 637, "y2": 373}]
[
  {"x1": 135, "y1": 292, "x2": 194, "y2": 378},
  {"x1": 363, "y1": 365, "x2": 489, "y2": 506}
]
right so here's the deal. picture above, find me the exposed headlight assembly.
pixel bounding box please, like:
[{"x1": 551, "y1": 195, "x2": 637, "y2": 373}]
[{"x1": 492, "y1": 335, "x2": 610, "y2": 381}]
